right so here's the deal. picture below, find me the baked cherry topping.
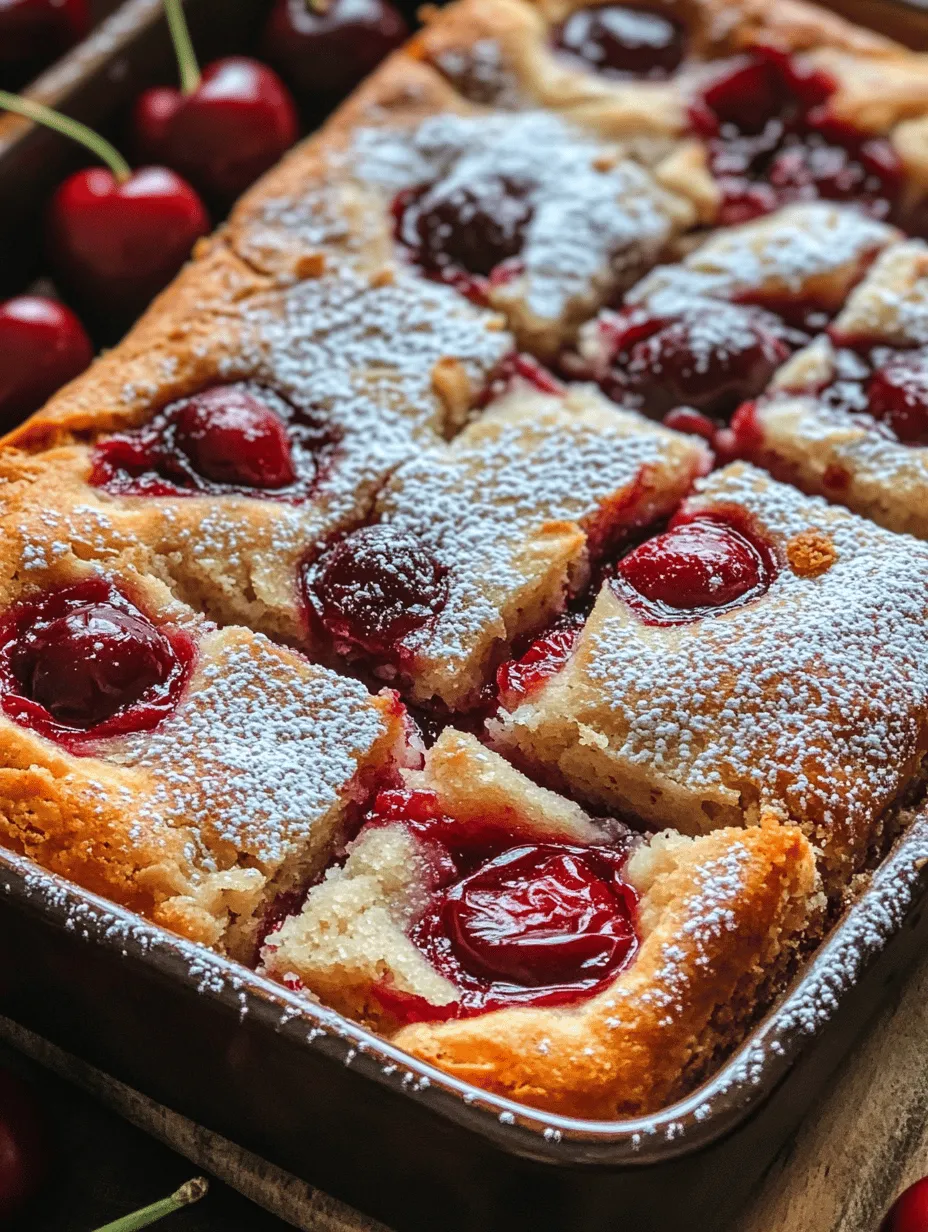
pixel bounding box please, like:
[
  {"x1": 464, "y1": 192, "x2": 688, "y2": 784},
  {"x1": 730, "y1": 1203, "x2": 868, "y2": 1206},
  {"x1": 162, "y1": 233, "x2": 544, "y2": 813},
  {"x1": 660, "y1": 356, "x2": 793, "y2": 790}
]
[
  {"x1": 437, "y1": 844, "x2": 637, "y2": 987},
  {"x1": 774, "y1": 340, "x2": 928, "y2": 448},
  {"x1": 553, "y1": 4, "x2": 686, "y2": 79},
  {"x1": 693, "y1": 49, "x2": 903, "y2": 225},
  {"x1": 613, "y1": 514, "x2": 776, "y2": 623},
  {"x1": 661, "y1": 407, "x2": 718, "y2": 443},
  {"x1": 366, "y1": 789, "x2": 637, "y2": 1020},
  {"x1": 90, "y1": 383, "x2": 332, "y2": 501},
  {"x1": 866, "y1": 352, "x2": 928, "y2": 445},
  {"x1": 478, "y1": 351, "x2": 564, "y2": 407},
  {"x1": 305, "y1": 525, "x2": 449, "y2": 660},
  {"x1": 497, "y1": 620, "x2": 581, "y2": 708},
  {"x1": 592, "y1": 301, "x2": 793, "y2": 418},
  {"x1": 261, "y1": 0, "x2": 408, "y2": 98},
  {"x1": 0, "y1": 578, "x2": 193, "y2": 747},
  {"x1": 394, "y1": 177, "x2": 532, "y2": 300}
]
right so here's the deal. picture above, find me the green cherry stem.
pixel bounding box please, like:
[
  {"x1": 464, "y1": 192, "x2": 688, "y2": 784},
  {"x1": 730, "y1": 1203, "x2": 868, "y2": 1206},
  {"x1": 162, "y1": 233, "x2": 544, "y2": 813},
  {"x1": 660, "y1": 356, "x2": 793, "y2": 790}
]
[
  {"x1": 0, "y1": 90, "x2": 131, "y2": 181},
  {"x1": 163, "y1": 0, "x2": 201, "y2": 95},
  {"x1": 90, "y1": 1177, "x2": 210, "y2": 1232}
]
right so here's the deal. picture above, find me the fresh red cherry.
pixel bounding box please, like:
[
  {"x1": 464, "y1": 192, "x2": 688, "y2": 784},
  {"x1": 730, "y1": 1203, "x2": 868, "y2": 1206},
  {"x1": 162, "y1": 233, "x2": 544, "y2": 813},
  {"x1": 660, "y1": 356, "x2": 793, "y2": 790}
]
[
  {"x1": 553, "y1": 4, "x2": 686, "y2": 79},
  {"x1": 262, "y1": 0, "x2": 408, "y2": 97},
  {"x1": 621, "y1": 306, "x2": 790, "y2": 416},
  {"x1": 134, "y1": 57, "x2": 298, "y2": 203},
  {"x1": 0, "y1": 296, "x2": 92, "y2": 426},
  {"x1": 866, "y1": 352, "x2": 928, "y2": 445},
  {"x1": 0, "y1": 0, "x2": 89, "y2": 85},
  {"x1": 47, "y1": 166, "x2": 209, "y2": 317},
  {"x1": 170, "y1": 386, "x2": 296, "y2": 488},
  {"x1": 307, "y1": 524, "x2": 449, "y2": 658},
  {"x1": 396, "y1": 177, "x2": 532, "y2": 282},
  {"x1": 615, "y1": 517, "x2": 773, "y2": 621},
  {"x1": 882, "y1": 1176, "x2": 928, "y2": 1232},
  {"x1": 13, "y1": 601, "x2": 176, "y2": 728},
  {"x1": 0, "y1": 1068, "x2": 48, "y2": 1222}
]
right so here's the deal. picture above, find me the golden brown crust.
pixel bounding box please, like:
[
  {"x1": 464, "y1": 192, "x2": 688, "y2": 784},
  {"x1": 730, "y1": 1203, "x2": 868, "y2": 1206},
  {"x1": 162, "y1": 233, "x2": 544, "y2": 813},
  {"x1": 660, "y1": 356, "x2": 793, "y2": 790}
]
[{"x1": 393, "y1": 820, "x2": 818, "y2": 1118}]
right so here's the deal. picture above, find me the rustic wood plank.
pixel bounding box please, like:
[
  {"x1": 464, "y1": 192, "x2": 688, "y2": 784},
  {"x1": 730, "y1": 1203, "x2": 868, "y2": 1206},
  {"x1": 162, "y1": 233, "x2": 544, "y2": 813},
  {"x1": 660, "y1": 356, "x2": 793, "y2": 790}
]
[{"x1": 738, "y1": 950, "x2": 928, "y2": 1232}]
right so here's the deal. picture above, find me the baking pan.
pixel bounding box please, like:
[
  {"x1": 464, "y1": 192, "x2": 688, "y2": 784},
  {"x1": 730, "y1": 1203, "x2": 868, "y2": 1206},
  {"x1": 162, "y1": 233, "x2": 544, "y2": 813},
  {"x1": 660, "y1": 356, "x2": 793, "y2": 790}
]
[
  {"x1": 1, "y1": 808, "x2": 927, "y2": 1232},
  {"x1": 3, "y1": 2, "x2": 928, "y2": 1230}
]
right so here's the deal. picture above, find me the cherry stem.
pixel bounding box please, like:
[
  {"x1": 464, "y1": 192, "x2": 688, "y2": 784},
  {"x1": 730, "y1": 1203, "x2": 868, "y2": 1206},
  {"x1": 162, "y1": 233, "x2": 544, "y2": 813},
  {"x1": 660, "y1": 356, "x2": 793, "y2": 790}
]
[
  {"x1": 305, "y1": 0, "x2": 332, "y2": 13},
  {"x1": 0, "y1": 90, "x2": 131, "y2": 181},
  {"x1": 89, "y1": 1177, "x2": 209, "y2": 1231},
  {"x1": 163, "y1": 0, "x2": 201, "y2": 94}
]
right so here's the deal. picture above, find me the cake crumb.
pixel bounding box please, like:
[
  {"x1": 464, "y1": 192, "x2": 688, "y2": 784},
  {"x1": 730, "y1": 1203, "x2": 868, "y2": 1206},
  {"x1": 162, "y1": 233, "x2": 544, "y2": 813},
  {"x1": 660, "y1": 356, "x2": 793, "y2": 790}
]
[{"x1": 786, "y1": 528, "x2": 840, "y2": 577}]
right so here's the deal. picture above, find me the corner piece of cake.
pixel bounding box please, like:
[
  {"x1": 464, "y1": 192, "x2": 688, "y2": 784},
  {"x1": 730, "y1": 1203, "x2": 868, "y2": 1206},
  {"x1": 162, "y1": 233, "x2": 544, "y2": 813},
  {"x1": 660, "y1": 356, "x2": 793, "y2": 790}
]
[
  {"x1": 262, "y1": 729, "x2": 820, "y2": 1118},
  {"x1": 492, "y1": 462, "x2": 928, "y2": 891}
]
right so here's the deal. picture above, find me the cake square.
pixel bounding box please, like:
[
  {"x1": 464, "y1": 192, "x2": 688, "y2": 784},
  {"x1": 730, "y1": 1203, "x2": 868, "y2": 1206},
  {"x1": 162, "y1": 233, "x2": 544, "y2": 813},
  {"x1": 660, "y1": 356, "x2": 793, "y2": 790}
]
[
  {"x1": 493, "y1": 462, "x2": 928, "y2": 889},
  {"x1": 302, "y1": 384, "x2": 709, "y2": 710},
  {"x1": 736, "y1": 238, "x2": 928, "y2": 538},
  {"x1": 262, "y1": 729, "x2": 819, "y2": 1119}
]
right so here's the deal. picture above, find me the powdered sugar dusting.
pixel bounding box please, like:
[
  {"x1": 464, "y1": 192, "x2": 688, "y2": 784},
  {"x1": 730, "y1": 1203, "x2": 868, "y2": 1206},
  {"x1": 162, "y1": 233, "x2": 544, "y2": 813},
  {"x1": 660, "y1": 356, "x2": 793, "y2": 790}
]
[
  {"x1": 376, "y1": 394, "x2": 699, "y2": 693},
  {"x1": 584, "y1": 464, "x2": 928, "y2": 843},
  {"x1": 353, "y1": 110, "x2": 685, "y2": 324},
  {"x1": 112, "y1": 633, "x2": 389, "y2": 869}
]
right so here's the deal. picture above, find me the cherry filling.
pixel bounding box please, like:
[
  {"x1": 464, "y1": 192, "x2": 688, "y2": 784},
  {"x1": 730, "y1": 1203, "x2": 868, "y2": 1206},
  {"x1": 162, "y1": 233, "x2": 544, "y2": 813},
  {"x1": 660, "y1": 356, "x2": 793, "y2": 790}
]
[
  {"x1": 590, "y1": 300, "x2": 796, "y2": 420},
  {"x1": 0, "y1": 578, "x2": 193, "y2": 748},
  {"x1": 304, "y1": 524, "x2": 450, "y2": 662},
  {"x1": 612, "y1": 513, "x2": 777, "y2": 624},
  {"x1": 496, "y1": 616, "x2": 582, "y2": 708},
  {"x1": 90, "y1": 383, "x2": 336, "y2": 502},
  {"x1": 367, "y1": 789, "x2": 637, "y2": 1021},
  {"x1": 553, "y1": 4, "x2": 687, "y2": 79},
  {"x1": 393, "y1": 177, "x2": 532, "y2": 301},
  {"x1": 775, "y1": 339, "x2": 928, "y2": 447},
  {"x1": 693, "y1": 49, "x2": 903, "y2": 226},
  {"x1": 477, "y1": 351, "x2": 564, "y2": 408}
]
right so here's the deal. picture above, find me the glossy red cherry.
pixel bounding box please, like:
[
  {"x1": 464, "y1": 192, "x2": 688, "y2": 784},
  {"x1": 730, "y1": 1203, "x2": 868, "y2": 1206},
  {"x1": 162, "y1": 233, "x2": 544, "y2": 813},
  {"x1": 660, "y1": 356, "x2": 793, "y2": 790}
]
[
  {"x1": 171, "y1": 386, "x2": 296, "y2": 488},
  {"x1": 0, "y1": 0, "x2": 89, "y2": 83},
  {"x1": 396, "y1": 177, "x2": 532, "y2": 284},
  {"x1": 611, "y1": 304, "x2": 791, "y2": 416},
  {"x1": 307, "y1": 524, "x2": 449, "y2": 657},
  {"x1": 701, "y1": 56, "x2": 784, "y2": 134},
  {"x1": 615, "y1": 517, "x2": 773, "y2": 621},
  {"x1": 867, "y1": 351, "x2": 928, "y2": 444},
  {"x1": 442, "y1": 844, "x2": 637, "y2": 987},
  {"x1": 0, "y1": 296, "x2": 92, "y2": 425},
  {"x1": 0, "y1": 1068, "x2": 48, "y2": 1222},
  {"x1": 0, "y1": 579, "x2": 192, "y2": 743},
  {"x1": 661, "y1": 407, "x2": 718, "y2": 442},
  {"x1": 262, "y1": 0, "x2": 408, "y2": 97},
  {"x1": 553, "y1": 4, "x2": 686, "y2": 79},
  {"x1": 134, "y1": 58, "x2": 298, "y2": 203},
  {"x1": 46, "y1": 166, "x2": 209, "y2": 317},
  {"x1": 882, "y1": 1176, "x2": 928, "y2": 1232},
  {"x1": 13, "y1": 602, "x2": 175, "y2": 728}
]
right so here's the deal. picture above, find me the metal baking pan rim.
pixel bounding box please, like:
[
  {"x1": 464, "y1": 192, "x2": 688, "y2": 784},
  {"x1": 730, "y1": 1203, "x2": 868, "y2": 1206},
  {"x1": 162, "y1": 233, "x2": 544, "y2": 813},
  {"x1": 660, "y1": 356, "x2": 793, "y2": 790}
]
[{"x1": 2, "y1": 802, "x2": 927, "y2": 1168}]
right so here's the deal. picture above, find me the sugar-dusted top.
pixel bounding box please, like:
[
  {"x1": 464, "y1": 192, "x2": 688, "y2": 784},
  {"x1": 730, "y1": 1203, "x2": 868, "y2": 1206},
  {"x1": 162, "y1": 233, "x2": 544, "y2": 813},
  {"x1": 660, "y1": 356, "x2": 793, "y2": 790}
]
[
  {"x1": 352, "y1": 110, "x2": 690, "y2": 323},
  {"x1": 583, "y1": 463, "x2": 928, "y2": 848}
]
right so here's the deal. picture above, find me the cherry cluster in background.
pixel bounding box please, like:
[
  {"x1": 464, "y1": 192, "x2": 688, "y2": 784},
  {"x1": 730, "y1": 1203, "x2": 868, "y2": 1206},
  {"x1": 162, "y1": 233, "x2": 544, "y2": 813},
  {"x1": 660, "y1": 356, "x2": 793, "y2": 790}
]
[{"x1": 0, "y1": 0, "x2": 409, "y2": 429}]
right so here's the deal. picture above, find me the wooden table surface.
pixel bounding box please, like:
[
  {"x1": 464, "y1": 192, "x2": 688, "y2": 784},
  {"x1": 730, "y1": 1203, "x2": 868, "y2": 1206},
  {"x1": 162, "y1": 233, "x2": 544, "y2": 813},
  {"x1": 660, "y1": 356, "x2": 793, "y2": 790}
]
[{"x1": 6, "y1": 943, "x2": 928, "y2": 1232}]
